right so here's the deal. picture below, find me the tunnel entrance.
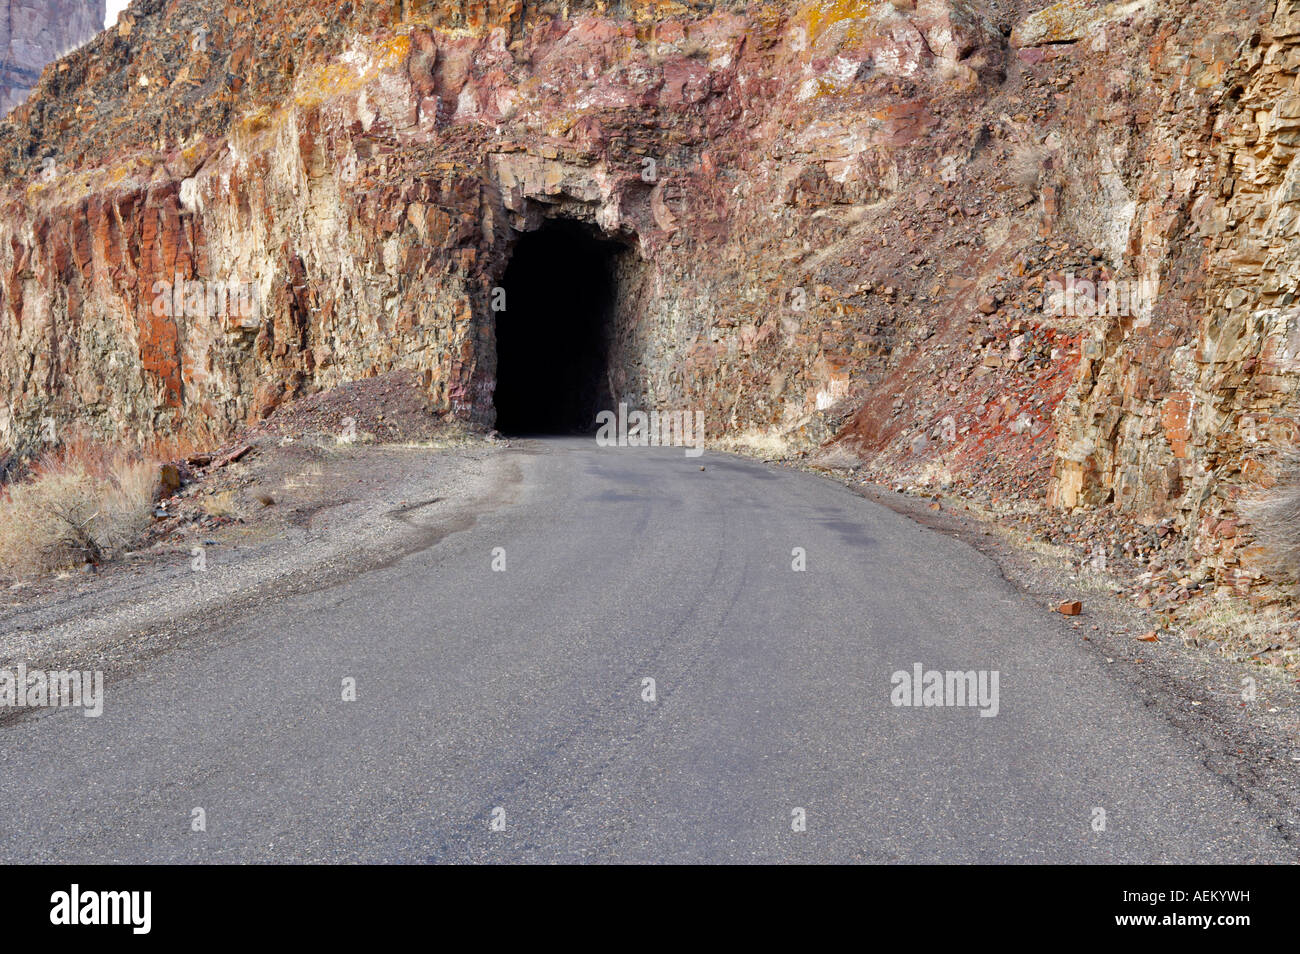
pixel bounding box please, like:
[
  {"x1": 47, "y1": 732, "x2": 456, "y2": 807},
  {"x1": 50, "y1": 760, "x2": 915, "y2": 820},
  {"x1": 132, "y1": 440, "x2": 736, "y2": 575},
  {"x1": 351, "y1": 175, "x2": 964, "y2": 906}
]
[{"x1": 492, "y1": 219, "x2": 622, "y2": 434}]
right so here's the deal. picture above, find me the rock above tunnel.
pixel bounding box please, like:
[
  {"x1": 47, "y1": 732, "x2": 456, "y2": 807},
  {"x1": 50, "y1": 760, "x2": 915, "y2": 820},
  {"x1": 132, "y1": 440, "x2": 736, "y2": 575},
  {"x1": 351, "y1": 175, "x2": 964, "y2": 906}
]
[{"x1": 1011, "y1": 0, "x2": 1111, "y2": 48}]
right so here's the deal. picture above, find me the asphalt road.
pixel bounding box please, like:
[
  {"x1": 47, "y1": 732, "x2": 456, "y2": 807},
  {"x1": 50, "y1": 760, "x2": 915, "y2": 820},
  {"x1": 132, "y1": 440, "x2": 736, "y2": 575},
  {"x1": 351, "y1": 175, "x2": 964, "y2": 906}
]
[{"x1": 0, "y1": 438, "x2": 1293, "y2": 862}]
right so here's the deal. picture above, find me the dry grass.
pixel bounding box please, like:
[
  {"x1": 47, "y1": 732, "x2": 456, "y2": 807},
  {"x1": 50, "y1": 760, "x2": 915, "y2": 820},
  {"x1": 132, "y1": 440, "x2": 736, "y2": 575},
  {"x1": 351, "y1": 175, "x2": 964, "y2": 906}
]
[
  {"x1": 717, "y1": 428, "x2": 797, "y2": 459},
  {"x1": 1182, "y1": 590, "x2": 1299, "y2": 669},
  {"x1": 0, "y1": 439, "x2": 157, "y2": 576},
  {"x1": 1007, "y1": 141, "x2": 1046, "y2": 191},
  {"x1": 198, "y1": 489, "x2": 239, "y2": 519}
]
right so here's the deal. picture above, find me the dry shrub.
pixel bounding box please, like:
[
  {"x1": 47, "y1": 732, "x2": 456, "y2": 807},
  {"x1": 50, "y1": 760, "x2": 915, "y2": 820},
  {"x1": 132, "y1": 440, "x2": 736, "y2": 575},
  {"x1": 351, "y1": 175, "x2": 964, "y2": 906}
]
[
  {"x1": 717, "y1": 427, "x2": 794, "y2": 459},
  {"x1": 1007, "y1": 140, "x2": 1046, "y2": 191},
  {"x1": 678, "y1": 34, "x2": 710, "y2": 61},
  {"x1": 0, "y1": 443, "x2": 157, "y2": 576},
  {"x1": 1240, "y1": 448, "x2": 1300, "y2": 581},
  {"x1": 199, "y1": 489, "x2": 239, "y2": 519}
]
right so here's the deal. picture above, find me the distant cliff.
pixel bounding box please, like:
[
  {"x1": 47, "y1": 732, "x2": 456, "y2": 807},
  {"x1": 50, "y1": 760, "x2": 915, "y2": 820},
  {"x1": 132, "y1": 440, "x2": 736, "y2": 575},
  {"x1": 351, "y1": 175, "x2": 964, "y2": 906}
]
[{"x1": 1, "y1": 0, "x2": 104, "y2": 113}]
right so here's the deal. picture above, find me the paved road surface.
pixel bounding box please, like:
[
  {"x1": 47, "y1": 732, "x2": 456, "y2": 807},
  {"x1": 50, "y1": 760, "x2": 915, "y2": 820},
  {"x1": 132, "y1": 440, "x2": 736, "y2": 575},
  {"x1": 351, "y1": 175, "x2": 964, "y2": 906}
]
[{"x1": 0, "y1": 439, "x2": 1292, "y2": 862}]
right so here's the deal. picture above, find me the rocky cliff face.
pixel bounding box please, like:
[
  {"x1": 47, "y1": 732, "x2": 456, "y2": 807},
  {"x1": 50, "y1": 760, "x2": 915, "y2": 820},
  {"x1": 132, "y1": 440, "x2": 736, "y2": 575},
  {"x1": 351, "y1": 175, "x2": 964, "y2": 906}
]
[
  {"x1": 4, "y1": 0, "x2": 1300, "y2": 598},
  {"x1": 0, "y1": 0, "x2": 104, "y2": 113},
  {"x1": 1040, "y1": 0, "x2": 1300, "y2": 597}
]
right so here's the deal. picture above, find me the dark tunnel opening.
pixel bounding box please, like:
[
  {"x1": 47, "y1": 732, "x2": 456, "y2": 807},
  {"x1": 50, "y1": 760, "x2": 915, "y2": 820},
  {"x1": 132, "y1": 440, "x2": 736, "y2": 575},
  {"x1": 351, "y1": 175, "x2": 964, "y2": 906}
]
[{"x1": 492, "y1": 219, "x2": 622, "y2": 434}]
